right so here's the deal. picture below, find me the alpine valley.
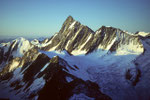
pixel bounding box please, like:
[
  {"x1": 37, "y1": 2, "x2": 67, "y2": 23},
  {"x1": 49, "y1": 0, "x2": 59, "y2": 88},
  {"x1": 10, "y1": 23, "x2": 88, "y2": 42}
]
[{"x1": 0, "y1": 16, "x2": 150, "y2": 100}]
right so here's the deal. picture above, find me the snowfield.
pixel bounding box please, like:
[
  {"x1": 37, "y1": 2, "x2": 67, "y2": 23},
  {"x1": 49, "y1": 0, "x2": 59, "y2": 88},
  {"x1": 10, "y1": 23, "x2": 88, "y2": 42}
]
[{"x1": 40, "y1": 47, "x2": 148, "y2": 100}]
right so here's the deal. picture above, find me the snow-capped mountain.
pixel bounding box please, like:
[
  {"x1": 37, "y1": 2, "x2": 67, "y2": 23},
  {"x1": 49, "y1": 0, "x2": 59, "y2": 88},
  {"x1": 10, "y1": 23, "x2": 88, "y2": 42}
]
[
  {"x1": 41, "y1": 16, "x2": 143, "y2": 56},
  {"x1": 0, "y1": 16, "x2": 150, "y2": 100}
]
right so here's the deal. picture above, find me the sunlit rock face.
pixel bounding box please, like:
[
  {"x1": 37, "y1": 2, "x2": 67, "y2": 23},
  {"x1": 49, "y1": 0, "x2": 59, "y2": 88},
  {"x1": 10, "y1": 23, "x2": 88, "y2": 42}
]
[
  {"x1": 41, "y1": 16, "x2": 144, "y2": 55},
  {"x1": 42, "y1": 16, "x2": 95, "y2": 55}
]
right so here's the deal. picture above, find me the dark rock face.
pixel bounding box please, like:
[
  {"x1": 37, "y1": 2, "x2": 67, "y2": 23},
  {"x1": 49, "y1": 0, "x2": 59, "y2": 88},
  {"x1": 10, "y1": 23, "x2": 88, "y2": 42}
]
[
  {"x1": 38, "y1": 78, "x2": 111, "y2": 100},
  {"x1": 125, "y1": 68, "x2": 141, "y2": 86},
  {"x1": 0, "y1": 98, "x2": 9, "y2": 100},
  {"x1": 22, "y1": 54, "x2": 50, "y2": 87},
  {"x1": 0, "y1": 40, "x2": 16, "y2": 64},
  {"x1": 37, "y1": 55, "x2": 111, "y2": 100},
  {"x1": 0, "y1": 48, "x2": 4, "y2": 65},
  {"x1": 0, "y1": 71, "x2": 13, "y2": 81}
]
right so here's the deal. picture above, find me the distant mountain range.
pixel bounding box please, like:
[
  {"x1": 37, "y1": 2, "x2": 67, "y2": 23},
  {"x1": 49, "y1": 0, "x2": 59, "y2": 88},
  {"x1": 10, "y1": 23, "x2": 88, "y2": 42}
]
[{"x1": 0, "y1": 16, "x2": 150, "y2": 100}]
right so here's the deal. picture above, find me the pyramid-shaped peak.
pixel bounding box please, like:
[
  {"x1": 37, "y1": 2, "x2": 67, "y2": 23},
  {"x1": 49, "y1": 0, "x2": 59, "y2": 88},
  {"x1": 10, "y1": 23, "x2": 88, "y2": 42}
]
[
  {"x1": 58, "y1": 16, "x2": 76, "y2": 33},
  {"x1": 65, "y1": 15, "x2": 75, "y2": 23},
  {"x1": 67, "y1": 15, "x2": 74, "y2": 20}
]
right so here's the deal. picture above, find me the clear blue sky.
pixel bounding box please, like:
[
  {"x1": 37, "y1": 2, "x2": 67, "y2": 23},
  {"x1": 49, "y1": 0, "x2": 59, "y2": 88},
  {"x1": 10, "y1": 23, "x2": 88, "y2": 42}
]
[{"x1": 0, "y1": 0, "x2": 150, "y2": 37}]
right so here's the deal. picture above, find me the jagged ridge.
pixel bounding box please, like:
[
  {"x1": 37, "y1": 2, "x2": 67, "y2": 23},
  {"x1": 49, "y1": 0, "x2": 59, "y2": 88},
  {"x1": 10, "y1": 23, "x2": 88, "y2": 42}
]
[{"x1": 42, "y1": 16, "x2": 144, "y2": 55}]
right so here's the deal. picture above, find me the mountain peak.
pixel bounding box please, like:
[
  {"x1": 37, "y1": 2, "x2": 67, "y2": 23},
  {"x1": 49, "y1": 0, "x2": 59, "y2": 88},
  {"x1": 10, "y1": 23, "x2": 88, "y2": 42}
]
[
  {"x1": 58, "y1": 16, "x2": 76, "y2": 34},
  {"x1": 66, "y1": 15, "x2": 74, "y2": 21}
]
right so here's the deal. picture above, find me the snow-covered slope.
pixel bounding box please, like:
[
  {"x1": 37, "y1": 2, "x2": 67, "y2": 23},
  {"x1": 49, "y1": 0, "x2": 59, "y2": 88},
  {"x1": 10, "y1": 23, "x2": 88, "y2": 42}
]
[
  {"x1": 137, "y1": 31, "x2": 150, "y2": 37},
  {"x1": 0, "y1": 37, "x2": 32, "y2": 58},
  {"x1": 132, "y1": 36, "x2": 150, "y2": 100},
  {"x1": 0, "y1": 37, "x2": 34, "y2": 72},
  {"x1": 40, "y1": 49, "x2": 142, "y2": 100}
]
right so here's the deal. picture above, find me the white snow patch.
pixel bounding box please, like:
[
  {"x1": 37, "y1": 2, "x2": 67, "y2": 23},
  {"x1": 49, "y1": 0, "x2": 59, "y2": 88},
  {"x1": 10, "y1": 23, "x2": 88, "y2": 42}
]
[
  {"x1": 31, "y1": 39, "x2": 40, "y2": 45},
  {"x1": 138, "y1": 32, "x2": 149, "y2": 37},
  {"x1": 71, "y1": 50, "x2": 87, "y2": 55},
  {"x1": 70, "y1": 34, "x2": 92, "y2": 55},
  {"x1": 29, "y1": 77, "x2": 45, "y2": 92},
  {"x1": 66, "y1": 76, "x2": 73, "y2": 83},
  {"x1": 16, "y1": 38, "x2": 31, "y2": 57},
  {"x1": 0, "y1": 82, "x2": 22, "y2": 100},
  {"x1": 10, "y1": 37, "x2": 32, "y2": 58},
  {"x1": 95, "y1": 29, "x2": 101, "y2": 35},
  {"x1": 48, "y1": 42, "x2": 60, "y2": 51},
  {"x1": 69, "y1": 21, "x2": 76, "y2": 29},
  {"x1": 106, "y1": 26, "x2": 111, "y2": 27},
  {"x1": 69, "y1": 93, "x2": 94, "y2": 100},
  {"x1": 65, "y1": 40, "x2": 71, "y2": 50},
  {"x1": 80, "y1": 34, "x2": 92, "y2": 49},
  {"x1": 40, "y1": 63, "x2": 50, "y2": 72},
  {"x1": 116, "y1": 43, "x2": 143, "y2": 55},
  {"x1": 9, "y1": 67, "x2": 24, "y2": 84},
  {"x1": 0, "y1": 42, "x2": 11, "y2": 47},
  {"x1": 40, "y1": 40, "x2": 52, "y2": 47},
  {"x1": 71, "y1": 27, "x2": 82, "y2": 41},
  {"x1": 31, "y1": 39, "x2": 52, "y2": 48},
  {"x1": 44, "y1": 38, "x2": 49, "y2": 43},
  {"x1": 31, "y1": 34, "x2": 58, "y2": 48},
  {"x1": 106, "y1": 37, "x2": 117, "y2": 50},
  {"x1": 40, "y1": 50, "x2": 69, "y2": 59},
  {"x1": 9, "y1": 60, "x2": 20, "y2": 72},
  {"x1": 66, "y1": 31, "x2": 71, "y2": 37},
  {"x1": 0, "y1": 67, "x2": 25, "y2": 100},
  {"x1": 0, "y1": 42, "x2": 11, "y2": 54}
]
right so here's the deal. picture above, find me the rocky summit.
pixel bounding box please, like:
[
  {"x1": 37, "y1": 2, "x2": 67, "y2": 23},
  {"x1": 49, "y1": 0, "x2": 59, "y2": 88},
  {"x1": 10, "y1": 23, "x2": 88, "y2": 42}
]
[{"x1": 0, "y1": 16, "x2": 150, "y2": 100}]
